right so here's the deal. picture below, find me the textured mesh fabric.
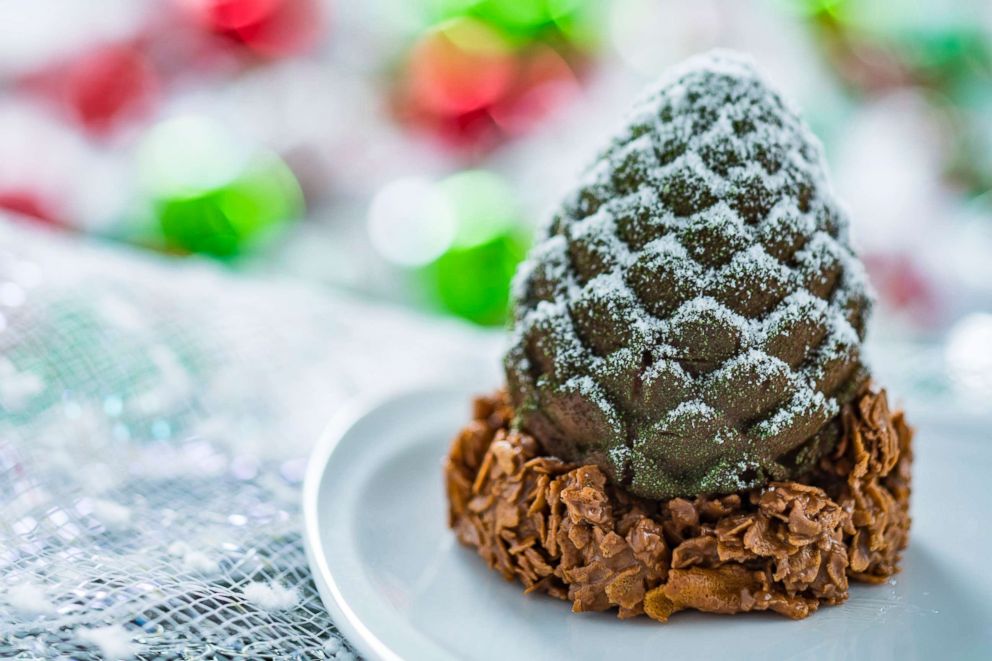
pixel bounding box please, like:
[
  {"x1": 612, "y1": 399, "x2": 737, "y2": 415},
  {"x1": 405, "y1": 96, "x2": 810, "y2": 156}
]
[{"x1": 0, "y1": 218, "x2": 498, "y2": 659}]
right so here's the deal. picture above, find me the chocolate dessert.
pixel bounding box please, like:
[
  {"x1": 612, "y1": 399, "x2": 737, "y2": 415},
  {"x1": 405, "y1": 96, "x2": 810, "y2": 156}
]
[{"x1": 445, "y1": 50, "x2": 912, "y2": 622}]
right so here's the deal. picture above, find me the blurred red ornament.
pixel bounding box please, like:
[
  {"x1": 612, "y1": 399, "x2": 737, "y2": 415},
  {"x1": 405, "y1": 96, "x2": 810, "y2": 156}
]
[
  {"x1": 408, "y1": 18, "x2": 515, "y2": 116},
  {"x1": 489, "y1": 44, "x2": 579, "y2": 136},
  {"x1": 20, "y1": 43, "x2": 158, "y2": 136},
  {"x1": 396, "y1": 17, "x2": 585, "y2": 153},
  {"x1": 180, "y1": 0, "x2": 324, "y2": 57},
  {"x1": 443, "y1": 107, "x2": 503, "y2": 151},
  {"x1": 0, "y1": 190, "x2": 62, "y2": 228},
  {"x1": 66, "y1": 44, "x2": 159, "y2": 134},
  {"x1": 203, "y1": 0, "x2": 281, "y2": 29},
  {"x1": 864, "y1": 253, "x2": 939, "y2": 326}
]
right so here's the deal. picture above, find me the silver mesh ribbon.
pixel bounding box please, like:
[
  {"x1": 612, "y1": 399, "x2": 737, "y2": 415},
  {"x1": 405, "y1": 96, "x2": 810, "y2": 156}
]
[{"x1": 0, "y1": 218, "x2": 499, "y2": 659}]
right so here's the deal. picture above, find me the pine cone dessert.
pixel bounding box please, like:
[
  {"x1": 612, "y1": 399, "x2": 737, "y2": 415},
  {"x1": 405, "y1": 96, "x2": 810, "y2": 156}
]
[
  {"x1": 504, "y1": 51, "x2": 873, "y2": 499},
  {"x1": 447, "y1": 50, "x2": 914, "y2": 624}
]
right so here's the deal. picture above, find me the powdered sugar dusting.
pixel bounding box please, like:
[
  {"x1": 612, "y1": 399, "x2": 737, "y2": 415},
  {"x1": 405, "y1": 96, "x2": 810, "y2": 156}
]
[{"x1": 507, "y1": 50, "x2": 873, "y2": 498}]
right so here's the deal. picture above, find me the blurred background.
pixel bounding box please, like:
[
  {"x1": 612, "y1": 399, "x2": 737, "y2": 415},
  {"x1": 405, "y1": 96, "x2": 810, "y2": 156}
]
[
  {"x1": 1, "y1": 3, "x2": 990, "y2": 656},
  {"x1": 1, "y1": 0, "x2": 991, "y2": 339}
]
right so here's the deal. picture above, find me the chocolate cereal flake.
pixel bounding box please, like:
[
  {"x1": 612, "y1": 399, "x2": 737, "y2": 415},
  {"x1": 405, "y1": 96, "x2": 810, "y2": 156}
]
[{"x1": 444, "y1": 386, "x2": 912, "y2": 622}]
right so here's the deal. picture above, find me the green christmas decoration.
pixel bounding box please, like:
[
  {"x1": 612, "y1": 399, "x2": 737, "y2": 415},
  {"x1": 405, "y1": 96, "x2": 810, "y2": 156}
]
[
  {"x1": 420, "y1": 170, "x2": 529, "y2": 326},
  {"x1": 427, "y1": 0, "x2": 597, "y2": 43},
  {"x1": 138, "y1": 116, "x2": 303, "y2": 259},
  {"x1": 426, "y1": 231, "x2": 528, "y2": 326},
  {"x1": 156, "y1": 154, "x2": 302, "y2": 258}
]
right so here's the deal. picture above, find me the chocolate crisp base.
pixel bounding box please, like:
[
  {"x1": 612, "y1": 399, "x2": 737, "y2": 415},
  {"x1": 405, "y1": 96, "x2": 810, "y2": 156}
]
[{"x1": 445, "y1": 387, "x2": 912, "y2": 621}]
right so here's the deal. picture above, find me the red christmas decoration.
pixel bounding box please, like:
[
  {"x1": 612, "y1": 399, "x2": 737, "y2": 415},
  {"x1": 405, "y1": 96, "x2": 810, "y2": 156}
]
[
  {"x1": 407, "y1": 19, "x2": 515, "y2": 117},
  {"x1": 394, "y1": 17, "x2": 585, "y2": 154},
  {"x1": 864, "y1": 253, "x2": 940, "y2": 327},
  {"x1": 65, "y1": 43, "x2": 159, "y2": 134},
  {"x1": 489, "y1": 44, "x2": 578, "y2": 137},
  {"x1": 0, "y1": 190, "x2": 62, "y2": 228},
  {"x1": 18, "y1": 42, "x2": 158, "y2": 136},
  {"x1": 180, "y1": 0, "x2": 325, "y2": 57}
]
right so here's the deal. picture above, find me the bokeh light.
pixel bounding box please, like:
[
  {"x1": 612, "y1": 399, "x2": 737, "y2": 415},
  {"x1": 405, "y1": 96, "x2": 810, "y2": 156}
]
[
  {"x1": 139, "y1": 116, "x2": 252, "y2": 199},
  {"x1": 438, "y1": 169, "x2": 516, "y2": 248},
  {"x1": 945, "y1": 312, "x2": 992, "y2": 395},
  {"x1": 367, "y1": 169, "x2": 528, "y2": 325},
  {"x1": 368, "y1": 178, "x2": 457, "y2": 267},
  {"x1": 609, "y1": 0, "x2": 721, "y2": 77}
]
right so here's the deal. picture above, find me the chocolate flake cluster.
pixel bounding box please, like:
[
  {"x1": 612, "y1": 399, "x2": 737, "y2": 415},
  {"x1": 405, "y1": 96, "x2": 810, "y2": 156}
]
[
  {"x1": 504, "y1": 51, "x2": 873, "y2": 499},
  {"x1": 445, "y1": 387, "x2": 911, "y2": 621}
]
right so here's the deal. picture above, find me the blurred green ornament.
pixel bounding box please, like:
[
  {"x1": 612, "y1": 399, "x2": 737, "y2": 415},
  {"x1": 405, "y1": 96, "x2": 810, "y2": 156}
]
[
  {"x1": 426, "y1": 0, "x2": 596, "y2": 45},
  {"x1": 156, "y1": 154, "x2": 302, "y2": 258},
  {"x1": 419, "y1": 170, "x2": 530, "y2": 325},
  {"x1": 424, "y1": 231, "x2": 528, "y2": 326},
  {"x1": 770, "y1": 0, "x2": 846, "y2": 18},
  {"x1": 431, "y1": 0, "x2": 548, "y2": 32},
  {"x1": 546, "y1": 0, "x2": 599, "y2": 49},
  {"x1": 138, "y1": 115, "x2": 303, "y2": 259}
]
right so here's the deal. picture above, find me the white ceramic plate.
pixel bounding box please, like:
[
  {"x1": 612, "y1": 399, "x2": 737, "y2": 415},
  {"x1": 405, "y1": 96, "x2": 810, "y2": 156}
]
[{"x1": 303, "y1": 387, "x2": 992, "y2": 661}]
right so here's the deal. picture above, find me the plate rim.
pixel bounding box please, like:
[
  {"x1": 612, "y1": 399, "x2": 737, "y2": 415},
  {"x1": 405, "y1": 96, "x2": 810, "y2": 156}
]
[
  {"x1": 303, "y1": 385, "x2": 469, "y2": 661},
  {"x1": 303, "y1": 390, "x2": 389, "y2": 660}
]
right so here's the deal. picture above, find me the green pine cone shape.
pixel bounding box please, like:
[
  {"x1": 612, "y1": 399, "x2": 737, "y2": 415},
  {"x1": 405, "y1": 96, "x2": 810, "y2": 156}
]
[{"x1": 505, "y1": 50, "x2": 873, "y2": 500}]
